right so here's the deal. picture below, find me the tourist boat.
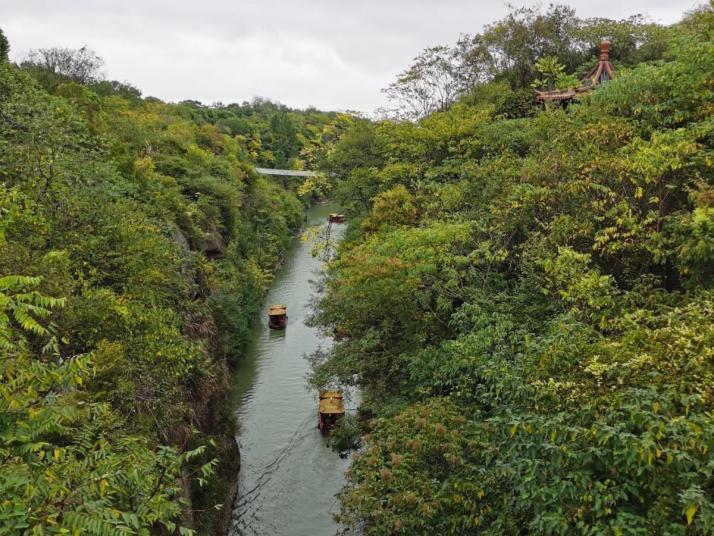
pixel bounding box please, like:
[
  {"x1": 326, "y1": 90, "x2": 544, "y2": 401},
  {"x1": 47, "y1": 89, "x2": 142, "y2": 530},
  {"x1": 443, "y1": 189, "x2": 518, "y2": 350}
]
[
  {"x1": 268, "y1": 304, "x2": 287, "y2": 329},
  {"x1": 328, "y1": 213, "x2": 346, "y2": 223},
  {"x1": 318, "y1": 390, "x2": 344, "y2": 435}
]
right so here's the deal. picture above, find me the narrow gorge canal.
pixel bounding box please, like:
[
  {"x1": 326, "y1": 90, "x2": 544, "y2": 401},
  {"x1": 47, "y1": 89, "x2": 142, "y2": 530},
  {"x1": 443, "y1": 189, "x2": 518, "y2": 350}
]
[{"x1": 229, "y1": 203, "x2": 349, "y2": 536}]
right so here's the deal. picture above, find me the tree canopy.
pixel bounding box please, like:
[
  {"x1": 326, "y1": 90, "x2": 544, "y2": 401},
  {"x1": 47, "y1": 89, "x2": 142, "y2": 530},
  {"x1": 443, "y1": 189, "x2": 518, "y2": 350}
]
[{"x1": 312, "y1": 5, "x2": 714, "y2": 534}]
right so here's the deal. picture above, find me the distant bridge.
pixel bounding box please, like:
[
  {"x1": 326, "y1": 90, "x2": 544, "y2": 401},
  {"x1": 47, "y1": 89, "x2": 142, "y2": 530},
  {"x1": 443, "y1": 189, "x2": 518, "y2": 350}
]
[{"x1": 255, "y1": 168, "x2": 318, "y2": 178}]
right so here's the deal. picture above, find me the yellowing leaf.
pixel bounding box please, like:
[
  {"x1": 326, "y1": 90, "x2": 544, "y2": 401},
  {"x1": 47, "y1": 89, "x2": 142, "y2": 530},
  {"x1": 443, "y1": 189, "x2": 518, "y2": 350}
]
[{"x1": 686, "y1": 504, "x2": 697, "y2": 525}]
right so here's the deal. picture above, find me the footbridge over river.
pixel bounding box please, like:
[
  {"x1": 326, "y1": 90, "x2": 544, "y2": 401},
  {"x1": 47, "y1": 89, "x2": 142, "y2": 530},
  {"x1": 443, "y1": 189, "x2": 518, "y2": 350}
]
[{"x1": 255, "y1": 167, "x2": 319, "y2": 178}]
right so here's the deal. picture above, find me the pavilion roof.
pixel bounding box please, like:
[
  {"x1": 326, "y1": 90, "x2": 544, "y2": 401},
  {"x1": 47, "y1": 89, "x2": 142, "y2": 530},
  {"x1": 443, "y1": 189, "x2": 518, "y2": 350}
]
[{"x1": 536, "y1": 40, "x2": 615, "y2": 102}]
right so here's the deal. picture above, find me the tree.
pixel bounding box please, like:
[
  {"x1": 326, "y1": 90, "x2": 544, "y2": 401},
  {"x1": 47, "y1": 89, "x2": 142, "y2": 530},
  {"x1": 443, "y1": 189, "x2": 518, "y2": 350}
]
[
  {"x1": 381, "y1": 45, "x2": 472, "y2": 121},
  {"x1": 362, "y1": 185, "x2": 418, "y2": 233},
  {"x1": 21, "y1": 46, "x2": 104, "y2": 87},
  {"x1": 463, "y1": 4, "x2": 581, "y2": 90},
  {"x1": 0, "y1": 276, "x2": 207, "y2": 534},
  {"x1": 0, "y1": 28, "x2": 8, "y2": 63},
  {"x1": 531, "y1": 55, "x2": 578, "y2": 90},
  {"x1": 267, "y1": 111, "x2": 300, "y2": 167},
  {"x1": 89, "y1": 79, "x2": 142, "y2": 100}
]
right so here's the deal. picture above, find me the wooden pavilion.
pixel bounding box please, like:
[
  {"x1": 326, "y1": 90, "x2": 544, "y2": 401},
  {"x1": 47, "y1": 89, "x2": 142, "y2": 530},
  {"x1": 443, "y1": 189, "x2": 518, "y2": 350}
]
[{"x1": 536, "y1": 40, "x2": 615, "y2": 103}]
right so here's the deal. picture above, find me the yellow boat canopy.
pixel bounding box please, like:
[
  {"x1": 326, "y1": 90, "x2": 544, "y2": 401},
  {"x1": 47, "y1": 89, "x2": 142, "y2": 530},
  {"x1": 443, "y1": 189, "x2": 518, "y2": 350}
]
[
  {"x1": 319, "y1": 390, "x2": 344, "y2": 415},
  {"x1": 268, "y1": 304, "x2": 287, "y2": 316}
]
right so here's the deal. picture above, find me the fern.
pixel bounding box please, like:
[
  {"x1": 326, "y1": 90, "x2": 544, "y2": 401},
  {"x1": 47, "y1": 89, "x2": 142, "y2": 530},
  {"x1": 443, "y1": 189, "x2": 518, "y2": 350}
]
[{"x1": 0, "y1": 275, "x2": 64, "y2": 354}]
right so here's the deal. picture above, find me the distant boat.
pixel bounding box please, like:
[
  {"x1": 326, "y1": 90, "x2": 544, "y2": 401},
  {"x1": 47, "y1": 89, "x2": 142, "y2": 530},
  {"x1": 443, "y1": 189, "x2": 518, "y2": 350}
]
[
  {"x1": 328, "y1": 213, "x2": 346, "y2": 223},
  {"x1": 318, "y1": 390, "x2": 344, "y2": 435},
  {"x1": 268, "y1": 304, "x2": 287, "y2": 329}
]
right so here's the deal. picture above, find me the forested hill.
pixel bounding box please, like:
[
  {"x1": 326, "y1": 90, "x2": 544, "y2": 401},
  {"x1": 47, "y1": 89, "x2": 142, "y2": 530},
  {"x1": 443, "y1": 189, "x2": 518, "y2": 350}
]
[
  {"x1": 311, "y1": 4, "x2": 714, "y2": 535},
  {"x1": 0, "y1": 32, "x2": 345, "y2": 534}
]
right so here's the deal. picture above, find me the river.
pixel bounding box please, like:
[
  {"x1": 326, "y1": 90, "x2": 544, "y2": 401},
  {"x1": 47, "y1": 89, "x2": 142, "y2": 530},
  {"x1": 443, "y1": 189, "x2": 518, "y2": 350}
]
[{"x1": 228, "y1": 203, "x2": 349, "y2": 536}]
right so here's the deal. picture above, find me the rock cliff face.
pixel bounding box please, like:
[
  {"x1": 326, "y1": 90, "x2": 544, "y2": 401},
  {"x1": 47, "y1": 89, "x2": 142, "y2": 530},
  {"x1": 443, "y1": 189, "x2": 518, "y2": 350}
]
[
  {"x1": 177, "y1": 222, "x2": 237, "y2": 535},
  {"x1": 187, "y1": 359, "x2": 241, "y2": 535},
  {"x1": 202, "y1": 222, "x2": 226, "y2": 259}
]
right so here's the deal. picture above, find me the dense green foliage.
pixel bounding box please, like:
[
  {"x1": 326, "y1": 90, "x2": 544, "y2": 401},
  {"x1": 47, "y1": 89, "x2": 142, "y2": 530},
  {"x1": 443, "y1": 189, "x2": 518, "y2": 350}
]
[
  {"x1": 313, "y1": 6, "x2": 714, "y2": 534},
  {"x1": 173, "y1": 98, "x2": 351, "y2": 171},
  {"x1": 0, "y1": 40, "x2": 342, "y2": 533}
]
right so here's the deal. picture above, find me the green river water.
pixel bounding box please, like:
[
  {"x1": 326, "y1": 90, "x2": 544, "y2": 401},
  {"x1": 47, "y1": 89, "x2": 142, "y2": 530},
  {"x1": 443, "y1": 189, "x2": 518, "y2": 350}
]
[{"x1": 229, "y1": 203, "x2": 350, "y2": 536}]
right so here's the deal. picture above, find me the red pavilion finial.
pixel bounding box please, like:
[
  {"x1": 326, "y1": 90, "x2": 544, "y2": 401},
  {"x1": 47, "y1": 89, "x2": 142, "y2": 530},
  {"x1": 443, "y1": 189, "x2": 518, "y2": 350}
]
[{"x1": 600, "y1": 40, "x2": 611, "y2": 62}]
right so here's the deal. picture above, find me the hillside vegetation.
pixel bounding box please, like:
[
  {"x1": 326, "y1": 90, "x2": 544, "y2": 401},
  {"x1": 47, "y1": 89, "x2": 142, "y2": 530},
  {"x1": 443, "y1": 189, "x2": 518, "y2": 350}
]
[
  {"x1": 312, "y1": 5, "x2": 714, "y2": 535},
  {"x1": 0, "y1": 33, "x2": 345, "y2": 534}
]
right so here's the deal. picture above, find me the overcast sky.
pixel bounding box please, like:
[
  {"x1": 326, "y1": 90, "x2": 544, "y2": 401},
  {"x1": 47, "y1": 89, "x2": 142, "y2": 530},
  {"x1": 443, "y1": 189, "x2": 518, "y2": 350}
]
[{"x1": 1, "y1": 0, "x2": 696, "y2": 113}]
